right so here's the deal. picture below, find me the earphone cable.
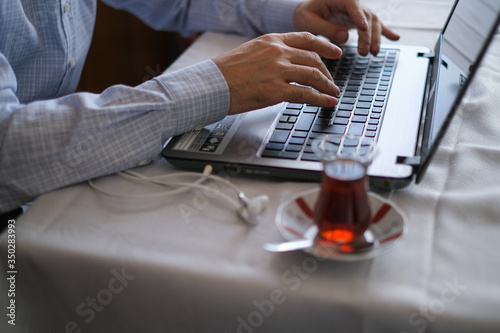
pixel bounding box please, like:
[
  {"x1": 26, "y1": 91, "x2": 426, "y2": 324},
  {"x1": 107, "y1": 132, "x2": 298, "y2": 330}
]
[{"x1": 88, "y1": 165, "x2": 242, "y2": 210}]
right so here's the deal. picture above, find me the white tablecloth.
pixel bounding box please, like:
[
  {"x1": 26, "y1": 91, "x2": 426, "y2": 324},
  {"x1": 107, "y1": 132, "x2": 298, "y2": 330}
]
[{"x1": 3, "y1": 1, "x2": 500, "y2": 332}]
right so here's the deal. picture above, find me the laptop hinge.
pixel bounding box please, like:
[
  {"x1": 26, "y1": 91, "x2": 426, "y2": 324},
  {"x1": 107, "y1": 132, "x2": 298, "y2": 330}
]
[
  {"x1": 417, "y1": 51, "x2": 435, "y2": 59},
  {"x1": 396, "y1": 156, "x2": 422, "y2": 168}
]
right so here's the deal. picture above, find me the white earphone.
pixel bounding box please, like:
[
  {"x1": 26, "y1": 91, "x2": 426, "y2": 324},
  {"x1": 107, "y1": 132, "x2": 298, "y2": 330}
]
[
  {"x1": 237, "y1": 193, "x2": 270, "y2": 225},
  {"x1": 88, "y1": 165, "x2": 269, "y2": 225}
]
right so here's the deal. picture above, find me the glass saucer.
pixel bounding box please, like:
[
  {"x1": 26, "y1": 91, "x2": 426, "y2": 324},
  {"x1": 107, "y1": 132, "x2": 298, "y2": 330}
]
[{"x1": 274, "y1": 188, "x2": 407, "y2": 261}]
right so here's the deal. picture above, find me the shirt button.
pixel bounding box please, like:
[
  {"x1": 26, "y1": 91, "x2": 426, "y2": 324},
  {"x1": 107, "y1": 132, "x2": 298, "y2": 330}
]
[
  {"x1": 63, "y1": 2, "x2": 71, "y2": 13},
  {"x1": 69, "y1": 58, "x2": 76, "y2": 68}
]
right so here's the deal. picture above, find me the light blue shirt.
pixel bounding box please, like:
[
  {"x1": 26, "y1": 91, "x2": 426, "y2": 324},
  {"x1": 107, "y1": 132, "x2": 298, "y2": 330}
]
[{"x1": 0, "y1": 0, "x2": 301, "y2": 213}]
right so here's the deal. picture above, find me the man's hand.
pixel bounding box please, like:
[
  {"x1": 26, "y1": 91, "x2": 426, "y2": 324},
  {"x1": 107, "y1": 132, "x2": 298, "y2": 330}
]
[
  {"x1": 294, "y1": 0, "x2": 400, "y2": 56},
  {"x1": 213, "y1": 32, "x2": 342, "y2": 115}
]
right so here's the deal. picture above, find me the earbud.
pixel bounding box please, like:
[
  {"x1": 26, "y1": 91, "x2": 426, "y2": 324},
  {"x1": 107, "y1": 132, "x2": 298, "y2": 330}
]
[
  {"x1": 247, "y1": 195, "x2": 270, "y2": 215},
  {"x1": 238, "y1": 194, "x2": 269, "y2": 225}
]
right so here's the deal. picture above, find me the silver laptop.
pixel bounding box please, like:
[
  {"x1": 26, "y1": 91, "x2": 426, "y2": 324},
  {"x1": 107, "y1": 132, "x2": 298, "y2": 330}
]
[{"x1": 162, "y1": 0, "x2": 500, "y2": 190}]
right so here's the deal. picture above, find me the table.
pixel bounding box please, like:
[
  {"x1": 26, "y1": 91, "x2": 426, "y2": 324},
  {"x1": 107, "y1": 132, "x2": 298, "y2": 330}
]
[{"x1": 2, "y1": 1, "x2": 500, "y2": 332}]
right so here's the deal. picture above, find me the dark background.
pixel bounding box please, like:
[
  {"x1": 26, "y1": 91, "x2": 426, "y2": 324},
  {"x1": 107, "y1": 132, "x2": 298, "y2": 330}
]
[{"x1": 77, "y1": 1, "x2": 197, "y2": 93}]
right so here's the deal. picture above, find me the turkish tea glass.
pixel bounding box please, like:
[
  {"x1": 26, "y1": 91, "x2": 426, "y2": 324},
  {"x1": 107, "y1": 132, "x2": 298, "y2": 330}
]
[{"x1": 311, "y1": 134, "x2": 377, "y2": 247}]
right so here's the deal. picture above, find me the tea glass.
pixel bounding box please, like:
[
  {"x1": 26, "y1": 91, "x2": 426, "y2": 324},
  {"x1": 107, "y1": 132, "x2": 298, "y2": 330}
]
[{"x1": 311, "y1": 134, "x2": 377, "y2": 249}]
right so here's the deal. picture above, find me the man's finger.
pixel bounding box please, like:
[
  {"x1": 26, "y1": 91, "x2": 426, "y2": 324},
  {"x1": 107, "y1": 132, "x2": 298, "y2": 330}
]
[
  {"x1": 287, "y1": 47, "x2": 335, "y2": 82},
  {"x1": 382, "y1": 23, "x2": 400, "y2": 41},
  {"x1": 357, "y1": 11, "x2": 372, "y2": 56},
  {"x1": 284, "y1": 83, "x2": 339, "y2": 108},
  {"x1": 344, "y1": 0, "x2": 369, "y2": 32},
  {"x1": 285, "y1": 65, "x2": 340, "y2": 98},
  {"x1": 280, "y1": 32, "x2": 342, "y2": 60},
  {"x1": 296, "y1": 12, "x2": 350, "y2": 45},
  {"x1": 370, "y1": 14, "x2": 382, "y2": 55}
]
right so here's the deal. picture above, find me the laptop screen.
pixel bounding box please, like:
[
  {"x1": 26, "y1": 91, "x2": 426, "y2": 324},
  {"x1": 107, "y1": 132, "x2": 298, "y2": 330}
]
[
  {"x1": 442, "y1": 0, "x2": 499, "y2": 75},
  {"x1": 416, "y1": 0, "x2": 500, "y2": 182}
]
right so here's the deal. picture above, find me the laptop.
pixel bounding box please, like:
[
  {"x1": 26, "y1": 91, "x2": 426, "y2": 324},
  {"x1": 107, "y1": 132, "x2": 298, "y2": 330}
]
[{"x1": 162, "y1": 0, "x2": 500, "y2": 190}]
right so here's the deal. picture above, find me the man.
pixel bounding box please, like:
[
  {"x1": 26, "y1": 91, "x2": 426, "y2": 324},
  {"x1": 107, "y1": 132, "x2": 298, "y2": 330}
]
[{"x1": 0, "y1": 0, "x2": 399, "y2": 216}]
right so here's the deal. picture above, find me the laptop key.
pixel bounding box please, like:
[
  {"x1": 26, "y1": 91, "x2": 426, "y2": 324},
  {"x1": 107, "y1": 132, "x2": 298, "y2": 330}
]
[
  {"x1": 301, "y1": 153, "x2": 319, "y2": 162},
  {"x1": 338, "y1": 104, "x2": 354, "y2": 111},
  {"x1": 318, "y1": 109, "x2": 334, "y2": 118},
  {"x1": 344, "y1": 137, "x2": 359, "y2": 146},
  {"x1": 292, "y1": 131, "x2": 308, "y2": 138},
  {"x1": 269, "y1": 129, "x2": 290, "y2": 143},
  {"x1": 283, "y1": 109, "x2": 301, "y2": 116},
  {"x1": 289, "y1": 137, "x2": 306, "y2": 145},
  {"x1": 287, "y1": 103, "x2": 303, "y2": 110},
  {"x1": 285, "y1": 144, "x2": 303, "y2": 152},
  {"x1": 359, "y1": 95, "x2": 373, "y2": 102},
  {"x1": 314, "y1": 118, "x2": 331, "y2": 126},
  {"x1": 336, "y1": 111, "x2": 351, "y2": 118},
  {"x1": 352, "y1": 115, "x2": 368, "y2": 123},
  {"x1": 357, "y1": 102, "x2": 372, "y2": 109},
  {"x1": 345, "y1": 85, "x2": 360, "y2": 92},
  {"x1": 295, "y1": 113, "x2": 316, "y2": 131},
  {"x1": 303, "y1": 106, "x2": 319, "y2": 113},
  {"x1": 275, "y1": 123, "x2": 294, "y2": 130},
  {"x1": 343, "y1": 91, "x2": 358, "y2": 98},
  {"x1": 348, "y1": 80, "x2": 362, "y2": 86},
  {"x1": 354, "y1": 108, "x2": 369, "y2": 116},
  {"x1": 365, "y1": 78, "x2": 379, "y2": 84},
  {"x1": 312, "y1": 124, "x2": 346, "y2": 134},
  {"x1": 363, "y1": 83, "x2": 377, "y2": 90},
  {"x1": 265, "y1": 143, "x2": 285, "y2": 151},
  {"x1": 341, "y1": 97, "x2": 357, "y2": 104},
  {"x1": 348, "y1": 122, "x2": 364, "y2": 135},
  {"x1": 361, "y1": 89, "x2": 375, "y2": 96},
  {"x1": 333, "y1": 117, "x2": 349, "y2": 125},
  {"x1": 261, "y1": 150, "x2": 281, "y2": 158}
]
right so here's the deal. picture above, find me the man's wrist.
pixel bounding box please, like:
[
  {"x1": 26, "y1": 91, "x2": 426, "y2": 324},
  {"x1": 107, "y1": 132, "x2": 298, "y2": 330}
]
[
  {"x1": 264, "y1": 0, "x2": 303, "y2": 33},
  {"x1": 154, "y1": 60, "x2": 230, "y2": 135}
]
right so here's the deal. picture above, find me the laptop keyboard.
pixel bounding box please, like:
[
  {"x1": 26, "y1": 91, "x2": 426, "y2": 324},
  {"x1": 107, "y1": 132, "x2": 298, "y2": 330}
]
[{"x1": 262, "y1": 47, "x2": 399, "y2": 162}]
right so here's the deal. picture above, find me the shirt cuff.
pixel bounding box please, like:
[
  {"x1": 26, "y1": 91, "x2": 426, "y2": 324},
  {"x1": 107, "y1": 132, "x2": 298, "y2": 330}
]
[
  {"x1": 154, "y1": 59, "x2": 230, "y2": 135},
  {"x1": 264, "y1": 0, "x2": 303, "y2": 33}
]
